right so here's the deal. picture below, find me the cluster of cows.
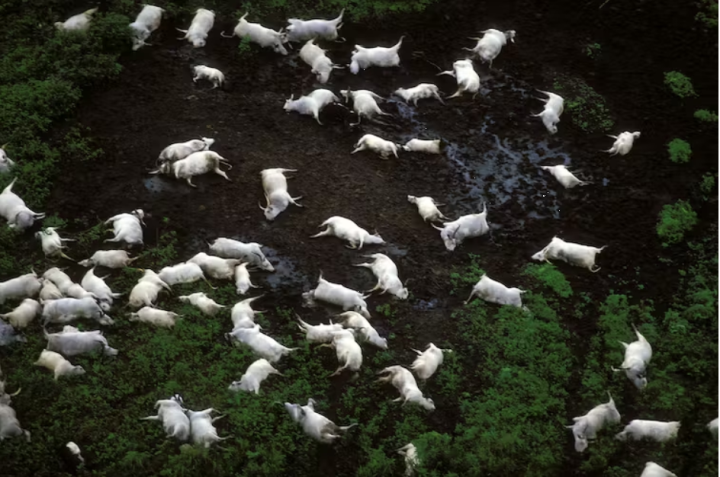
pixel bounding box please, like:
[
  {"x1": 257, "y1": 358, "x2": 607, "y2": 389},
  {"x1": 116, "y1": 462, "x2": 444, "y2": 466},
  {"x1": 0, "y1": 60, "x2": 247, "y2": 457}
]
[{"x1": 0, "y1": 4, "x2": 714, "y2": 477}]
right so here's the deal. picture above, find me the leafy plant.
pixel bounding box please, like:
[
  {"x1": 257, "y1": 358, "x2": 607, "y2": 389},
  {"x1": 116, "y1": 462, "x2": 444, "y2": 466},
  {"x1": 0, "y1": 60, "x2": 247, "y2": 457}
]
[
  {"x1": 584, "y1": 42, "x2": 601, "y2": 58},
  {"x1": 667, "y1": 138, "x2": 692, "y2": 163},
  {"x1": 553, "y1": 74, "x2": 614, "y2": 133},
  {"x1": 696, "y1": 0, "x2": 719, "y2": 28},
  {"x1": 664, "y1": 71, "x2": 697, "y2": 98},
  {"x1": 657, "y1": 200, "x2": 699, "y2": 246},
  {"x1": 699, "y1": 173, "x2": 716, "y2": 200},
  {"x1": 694, "y1": 109, "x2": 718, "y2": 122}
]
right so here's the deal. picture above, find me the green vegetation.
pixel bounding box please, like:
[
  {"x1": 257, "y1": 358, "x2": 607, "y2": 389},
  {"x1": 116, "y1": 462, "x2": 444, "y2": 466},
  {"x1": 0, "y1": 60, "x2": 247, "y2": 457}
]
[
  {"x1": 699, "y1": 173, "x2": 717, "y2": 201},
  {"x1": 694, "y1": 109, "x2": 719, "y2": 122},
  {"x1": 553, "y1": 74, "x2": 615, "y2": 133},
  {"x1": 664, "y1": 71, "x2": 698, "y2": 99},
  {"x1": 667, "y1": 138, "x2": 692, "y2": 163},
  {"x1": 584, "y1": 42, "x2": 601, "y2": 58},
  {"x1": 235, "y1": 0, "x2": 437, "y2": 20},
  {"x1": 696, "y1": 0, "x2": 719, "y2": 28},
  {"x1": 657, "y1": 199, "x2": 699, "y2": 246}
]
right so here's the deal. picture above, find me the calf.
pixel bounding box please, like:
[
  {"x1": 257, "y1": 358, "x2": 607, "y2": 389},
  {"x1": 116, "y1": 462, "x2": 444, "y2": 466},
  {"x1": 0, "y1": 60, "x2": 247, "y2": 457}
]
[
  {"x1": 187, "y1": 408, "x2": 230, "y2": 448},
  {"x1": 192, "y1": 65, "x2": 225, "y2": 89},
  {"x1": 0, "y1": 271, "x2": 42, "y2": 305},
  {"x1": 303, "y1": 273, "x2": 371, "y2": 318},
  {"x1": 157, "y1": 138, "x2": 215, "y2": 165},
  {"x1": 611, "y1": 324, "x2": 652, "y2": 390},
  {"x1": 340, "y1": 89, "x2": 390, "y2": 126},
  {"x1": 437, "y1": 59, "x2": 480, "y2": 99},
  {"x1": 35, "y1": 227, "x2": 75, "y2": 260},
  {"x1": 55, "y1": 8, "x2": 98, "y2": 32},
  {"x1": 129, "y1": 307, "x2": 181, "y2": 328},
  {"x1": 351, "y1": 134, "x2": 399, "y2": 159},
  {"x1": 151, "y1": 151, "x2": 231, "y2": 187},
  {"x1": 300, "y1": 40, "x2": 343, "y2": 84},
  {"x1": 0, "y1": 178, "x2": 45, "y2": 231},
  {"x1": 79, "y1": 250, "x2": 137, "y2": 269},
  {"x1": 566, "y1": 392, "x2": 621, "y2": 452},
  {"x1": 221, "y1": 13, "x2": 288, "y2": 55},
  {"x1": 338, "y1": 311, "x2": 387, "y2": 349},
  {"x1": 129, "y1": 5, "x2": 164, "y2": 50},
  {"x1": 350, "y1": 37, "x2": 404, "y2": 74},
  {"x1": 606, "y1": 131, "x2": 641, "y2": 156},
  {"x1": 0, "y1": 377, "x2": 29, "y2": 442},
  {"x1": 432, "y1": 203, "x2": 490, "y2": 251},
  {"x1": 395, "y1": 83, "x2": 444, "y2": 106},
  {"x1": 260, "y1": 168, "x2": 303, "y2": 221},
  {"x1": 321, "y1": 329, "x2": 363, "y2": 376},
  {"x1": 354, "y1": 253, "x2": 408, "y2": 299},
  {"x1": 81, "y1": 268, "x2": 122, "y2": 311},
  {"x1": 285, "y1": 10, "x2": 345, "y2": 42},
  {"x1": 531, "y1": 236, "x2": 606, "y2": 272},
  {"x1": 177, "y1": 8, "x2": 214, "y2": 48},
  {"x1": 541, "y1": 165, "x2": 589, "y2": 189},
  {"x1": 464, "y1": 274, "x2": 525, "y2": 307},
  {"x1": 533, "y1": 90, "x2": 564, "y2": 134},
  {"x1": 235, "y1": 262, "x2": 260, "y2": 295},
  {"x1": 129, "y1": 269, "x2": 171, "y2": 308},
  {"x1": 402, "y1": 139, "x2": 443, "y2": 155},
  {"x1": 158, "y1": 262, "x2": 212, "y2": 287},
  {"x1": 0, "y1": 146, "x2": 15, "y2": 174},
  {"x1": 42, "y1": 296, "x2": 114, "y2": 326},
  {"x1": 377, "y1": 365, "x2": 435, "y2": 410},
  {"x1": 283, "y1": 89, "x2": 339, "y2": 125},
  {"x1": 407, "y1": 196, "x2": 448, "y2": 223},
  {"x1": 1, "y1": 298, "x2": 41, "y2": 329},
  {"x1": 140, "y1": 395, "x2": 190, "y2": 441},
  {"x1": 39, "y1": 278, "x2": 62, "y2": 302},
  {"x1": 226, "y1": 325, "x2": 297, "y2": 363},
  {"x1": 34, "y1": 350, "x2": 85, "y2": 380},
  {"x1": 641, "y1": 462, "x2": 677, "y2": 477},
  {"x1": 464, "y1": 29, "x2": 516, "y2": 67},
  {"x1": 311, "y1": 216, "x2": 384, "y2": 250},
  {"x1": 228, "y1": 358, "x2": 282, "y2": 394},
  {"x1": 179, "y1": 292, "x2": 225, "y2": 316},
  {"x1": 296, "y1": 314, "x2": 343, "y2": 343},
  {"x1": 615, "y1": 420, "x2": 680, "y2": 442},
  {"x1": 410, "y1": 343, "x2": 450, "y2": 380},
  {"x1": 708, "y1": 417, "x2": 719, "y2": 437},
  {"x1": 104, "y1": 209, "x2": 145, "y2": 246},
  {"x1": 44, "y1": 325, "x2": 119, "y2": 357},
  {"x1": 285, "y1": 398, "x2": 356, "y2": 443},
  {"x1": 189, "y1": 252, "x2": 239, "y2": 280},
  {"x1": 208, "y1": 238, "x2": 274, "y2": 271},
  {"x1": 397, "y1": 443, "x2": 420, "y2": 477},
  {"x1": 231, "y1": 295, "x2": 264, "y2": 329}
]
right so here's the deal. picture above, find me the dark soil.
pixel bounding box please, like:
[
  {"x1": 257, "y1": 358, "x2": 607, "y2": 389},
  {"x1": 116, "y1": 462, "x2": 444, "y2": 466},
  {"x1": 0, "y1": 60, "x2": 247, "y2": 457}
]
[{"x1": 43, "y1": 0, "x2": 717, "y2": 473}]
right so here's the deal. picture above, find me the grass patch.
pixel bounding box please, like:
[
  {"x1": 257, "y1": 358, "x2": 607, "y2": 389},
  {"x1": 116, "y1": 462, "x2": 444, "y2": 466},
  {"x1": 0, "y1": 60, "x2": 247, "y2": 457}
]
[
  {"x1": 667, "y1": 138, "x2": 692, "y2": 163},
  {"x1": 694, "y1": 109, "x2": 718, "y2": 122},
  {"x1": 553, "y1": 74, "x2": 614, "y2": 133},
  {"x1": 664, "y1": 71, "x2": 697, "y2": 98},
  {"x1": 657, "y1": 200, "x2": 699, "y2": 246}
]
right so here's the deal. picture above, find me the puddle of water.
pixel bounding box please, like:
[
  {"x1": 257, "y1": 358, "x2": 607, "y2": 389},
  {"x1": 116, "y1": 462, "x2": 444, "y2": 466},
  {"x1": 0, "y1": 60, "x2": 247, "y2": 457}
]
[
  {"x1": 412, "y1": 298, "x2": 439, "y2": 311},
  {"x1": 380, "y1": 243, "x2": 408, "y2": 258},
  {"x1": 143, "y1": 176, "x2": 189, "y2": 195},
  {"x1": 261, "y1": 246, "x2": 310, "y2": 290}
]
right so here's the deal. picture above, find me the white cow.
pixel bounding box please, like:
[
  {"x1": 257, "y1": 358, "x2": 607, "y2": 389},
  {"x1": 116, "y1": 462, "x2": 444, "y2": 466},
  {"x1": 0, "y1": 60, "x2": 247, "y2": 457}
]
[
  {"x1": 708, "y1": 417, "x2": 719, "y2": 437},
  {"x1": 81, "y1": 268, "x2": 122, "y2": 311},
  {"x1": 104, "y1": 209, "x2": 145, "y2": 246},
  {"x1": 566, "y1": 392, "x2": 621, "y2": 452},
  {"x1": 129, "y1": 269, "x2": 171, "y2": 308},
  {"x1": 437, "y1": 59, "x2": 480, "y2": 99},
  {"x1": 43, "y1": 267, "x2": 82, "y2": 297},
  {"x1": 41, "y1": 296, "x2": 114, "y2": 326},
  {"x1": 354, "y1": 253, "x2": 408, "y2": 299},
  {"x1": 234, "y1": 262, "x2": 260, "y2": 295},
  {"x1": 179, "y1": 292, "x2": 224, "y2": 316},
  {"x1": 377, "y1": 365, "x2": 435, "y2": 410},
  {"x1": 188, "y1": 252, "x2": 240, "y2": 280},
  {"x1": 0, "y1": 178, "x2": 45, "y2": 231},
  {"x1": 0, "y1": 271, "x2": 41, "y2": 305},
  {"x1": 140, "y1": 395, "x2": 190, "y2": 441},
  {"x1": 151, "y1": 150, "x2": 231, "y2": 187},
  {"x1": 55, "y1": 8, "x2": 98, "y2": 32},
  {"x1": 129, "y1": 5, "x2": 164, "y2": 50},
  {"x1": 541, "y1": 165, "x2": 589, "y2": 189},
  {"x1": 321, "y1": 329, "x2": 363, "y2": 376},
  {"x1": 228, "y1": 358, "x2": 282, "y2": 394},
  {"x1": 351, "y1": 134, "x2": 399, "y2": 159},
  {"x1": 432, "y1": 203, "x2": 490, "y2": 251},
  {"x1": 402, "y1": 139, "x2": 443, "y2": 155},
  {"x1": 300, "y1": 40, "x2": 343, "y2": 84},
  {"x1": 34, "y1": 350, "x2": 85, "y2": 380},
  {"x1": 283, "y1": 89, "x2": 339, "y2": 125},
  {"x1": 1, "y1": 298, "x2": 41, "y2": 329},
  {"x1": 187, "y1": 408, "x2": 230, "y2": 448},
  {"x1": 531, "y1": 236, "x2": 607, "y2": 272},
  {"x1": 78, "y1": 250, "x2": 137, "y2": 268},
  {"x1": 350, "y1": 37, "x2": 403, "y2": 74},
  {"x1": 407, "y1": 196, "x2": 448, "y2": 223},
  {"x1": 640, "y1": 462, "x2": 677, "y2": 477},
  {"x1": 533, "y1": 90, "x2": 564, "y2": 134},
  {"x1": 606, "y1": 131, "x2": 641, "y2": 156},
  {"x1": 311, "y1": 216, "x2": 384, "y2": 250},
  {"x1": 177, "y1": 9, "x2": 215, "y2": 48},
  {"x1": 410, "y1": 343, "x2": 450, "y2": 380},
  {"x1": 157, "y1": 137, "x2": 215, "y2": 165},
  {"x1": 208, "y1": 238, "x2": 274, "y2": 272},
  {"x1": 340, "y1": 89, "x2": 391, "y2": 126},
  {"x1": 0, "y1": 378, "x2": 29, "y2": 442},
  {"x1": 611, "y1": 324, "x2": 652, "y2": 390},
  {"x1": 35, "y1": 227, "x2": 75, "y2": 260},
  {"x1": 231, "y1": 295, "x2": 264, "y2": 329},
  {"x1": 397, "y1": 443, "x2": 420, "y2": 477},
  {"x1": 296, "y1": 314, "x2": 343, "y2": 343},
  {"x1": 0, "y1": 146, "x2": 15, "y2": 174},
  {"x1": 285, "y1": 398, "x2": 357, "y2": 444},
  {"x1": 221, "y1": 13, "x2": 288, "y2": 55},
  {"x1": 192, "y1": 65, "x2": 225, "y2": 89},
  {"x1": 303, "y1": 273, "x2": 371, "y2": 318},
  {"x1": 394, "y1": 83, "x2": 444, "y2": 106},
  {"x1": 44, "y1": 325, "x2": 119, "y2": 357},
  {"x1": 158, "y1": 262, "x2": 212, "y2": 287},
  {"x1": 464, "y1": 29, "x2": 516, "y2": 67},
  {"x1": 226, "y1": 325, "x2": 297, "y2": 363},
  {"x1": 337, "y1": 311, "x2": 387, "y2": 349},
  {"x1": 285, "y1": 10, "x2": 345, "y2": 42},
  {"x1": 615, "y1": 420, "x2": 680, "y2": 442},
  {"x1": 129, "y1": 307, "x2": 181, "y2": 328},
  {"x1": 259, "y1": 168, "x2": 303, "y2": 221},
  {"x1": 39, "y1": 279, "x2": 63, "y2": 302},
  {"x1": 464, "y1": 274, "x2": 525, "y2": 307}
]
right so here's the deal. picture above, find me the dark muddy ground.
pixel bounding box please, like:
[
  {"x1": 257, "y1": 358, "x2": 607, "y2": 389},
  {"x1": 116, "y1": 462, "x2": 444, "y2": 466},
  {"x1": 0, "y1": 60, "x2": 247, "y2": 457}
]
[{"x1": 37, "y1": 0, "x2": 717, "y2": 473}]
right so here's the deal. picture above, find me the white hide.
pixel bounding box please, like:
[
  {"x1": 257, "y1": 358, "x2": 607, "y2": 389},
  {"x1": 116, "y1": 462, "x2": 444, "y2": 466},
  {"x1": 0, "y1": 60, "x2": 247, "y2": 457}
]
[
  {"x1": 464, "y1": 274, "x2": 525, "y2": 307},
  {"x1": 640, "y1": 462, "x2": 677, "y2": 477},
  {"x1": 303, "y1": 273, "x2": 371, "y2": 318},
  {"x1": 234, "y1": 262, "x2": 260, "y2": 295},
  {"x1": 34, "y1": 350, "x2": 85, "y2": 380},
  {"x1": 130, "y1": 5, "x2": 164, "y2": 50},
  {"x1": 208, "y1": 238, "x2": 275, "y2": 272},
  {"x1": 611, "y1": 324, "x2": 652, "y2": 390},
  {"x1": 325, "y1": 329, "x2": 363, "y2": 376},
  {"x1": 177, "y1": 9, "x2": 215, "y2": 48},
  {"x1": 395, "y1": 83, "x2": 444, "y2": 106},
  {"x1": 1, "y1": 298, "x2": 41, "y2": 329},
  {"x1": 464, "y1": 29, "x2": 516, "y2": 67},
  {"x1": 410, "y1": 343, "x2": 450, "y2": 380},
  {"x1": 377, "y1": 365, "x2": 435, "y2": 410},
  {"x1": 354, "y1": 253, "x2": 408, "y2": 300},
  {"x1": 340, "y1": 89, "x2": 390, "y2": 125},
  {"x1": 311, "y1": 216, "x2": 384, "y2": 250},
  {"x1": 78, "y1": 250, "x2": 137, "y2": 268},
  {"x1": 615, "y1": 420, "x2": 680, "y2": 443},
  {"x1": 350, "y1": 36, "x2": 403, "y2": 74},
  {"x1": 296, "y1": 314, "x2": 343, "y2": 343},
  {"x1": 531, "y1": 236, "x2": 606, "y2": 272},
  {"x1": 432, "y1": 203, "x2": 490, "y2": 251},
  {"x1": 41, "y1": 296, "x2": 114, "y2": 326},
  {"x1": 566, "y1": 392, "x2": 621, "y2": 452},
  {"x1": 606, "y1": 131, "x2": 641, "y2": 156},
  {"x1": 351, "y1": 133, "x2": 399, "y2": 159},
  {"x1": 43, "y1": 267, "x2": 84, "y2": 293},
  {"x1": 81, "y1": 268, "x2": 121, "y2": 310},
  {"x1": 55, "y1": 8, "x2": 98, "y2": 32},
  {"x1": 129, "y1": 307, "x2": 181, "y2": 328},
  {"x1": 407, "y1": 195, "x2": 448, "y2": 223},
  {"x1": 283, "y1": 89, "x2": 339, "y2": 125},
  {"x1": 129, "y1": 269, "x2": 171, "y2": 308},
  {"x1": 0, "y1": 147, "x2": 16, "y2": 174},
  {"x1": 44, "y1": 325, "x2": 119, "y2": 357},
  {"x1": 0, "y1": 178, "x2": 45, "y2": 231},
  {"x1": 437, "y1": 59, "x2": 480, "y2": 99},
  {"x1": 0, "y1": 271, "x2": 42, "y2": 305},
  {"x1": 140, "y1": 395, "x2": 190, "y2": 442},
  {"x1": 708, "y1": 417, "x2": 719, "y2": 437},
  {"x1": 35, "y1": 227, "x2": 75, "y2": 259},
  {"x1": 228, "y1": 358, "x2": 282, "y2": 394},
  {"x1": 152, "y1": 150, "x2": 232, "y2": 187},
  {"x1": 157, "y1": 138, "x2": 215, "y2": 165},
  {"x1": 231, "y1": 296, "x2": 264, "y2": 329},
  {"x1": 187, "y1": 408, "x2": 229, "y2": 448},
  {"x1": 39, "y1": 278, "x2": 62, "y2": 302},
  {"x1": 397, "y1": 443, "x2": 420, "y2": 477},
  {"x1": 300, "y1": 40, "x2": 343, "y2": 84},
  {"x1": 285, "y1": 10, "x2": 344, "y2": 42},
  {"x1": 402, "y1": 139, "x2": 443, "y2": 154},
  {"x1": 158, "y1": 262, "x2": 209, "y2": 287},
  {"x1": 337, "y1": 311, "x2": 387, "y2": 350},
  {"x1": 285, "y1": 398, "x2": 356, "y2": 444},
  {"x1": 104, "y1": 209, "x2": 145, "y2": 246},
  {"x1": 226, "y1": 325, "x2": 296, "y2": 363},
  {"x1": 65, "y1": 442, "x2": 84, "y2": 464},
  {"x1": 179, "y1": 292, "x2": 224, "y2": 316},
  {"x1": 221, "y1": 13, "x2": 288, "y2": 55},
  {"x1": 188, "y1": 252, "x2": 240, "y2": 280},
  {"x1": 192, "y1": 65, "x2": 225, "y2": 88},
  {"x1": 260, "y1": 168, "x2": 303, "y2": 221},
  {"x1": 0, "y1": 379, "x2": 30, "y2": 442},
  {"x1": 541, "y1": 165, "x2": 588, "y2": 189},
  {"x1": 534, "y1": 90, "x2": 565, "y2": 134}
]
